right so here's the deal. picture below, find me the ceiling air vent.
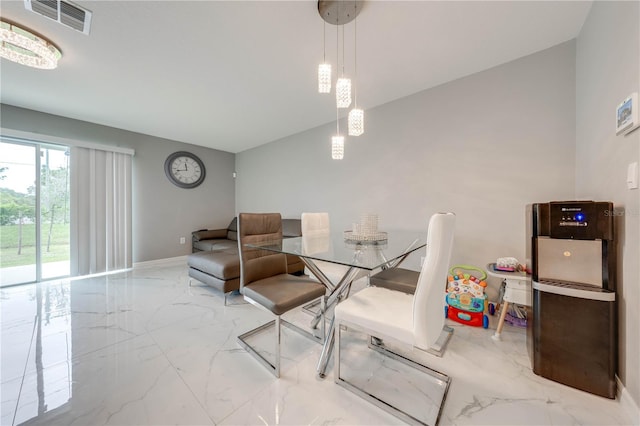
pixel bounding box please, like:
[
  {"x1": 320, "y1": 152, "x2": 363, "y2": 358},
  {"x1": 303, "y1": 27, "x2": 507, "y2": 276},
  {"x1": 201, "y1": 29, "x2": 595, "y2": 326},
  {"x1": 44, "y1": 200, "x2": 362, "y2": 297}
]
[{"x1": 24, "y1": 0, "x2": 92, "y2": 35}]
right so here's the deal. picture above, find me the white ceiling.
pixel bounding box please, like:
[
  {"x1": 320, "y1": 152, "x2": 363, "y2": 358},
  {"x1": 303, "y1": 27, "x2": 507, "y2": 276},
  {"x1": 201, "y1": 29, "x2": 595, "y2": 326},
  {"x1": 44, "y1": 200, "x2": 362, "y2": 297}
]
[{"x1": 0, "y1": 1, "x2": 592, "y2": 153}]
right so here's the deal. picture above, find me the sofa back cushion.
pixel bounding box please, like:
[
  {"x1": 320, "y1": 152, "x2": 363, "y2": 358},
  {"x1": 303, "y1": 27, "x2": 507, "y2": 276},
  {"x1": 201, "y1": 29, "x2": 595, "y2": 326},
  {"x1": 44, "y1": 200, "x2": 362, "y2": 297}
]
[
  {"x1": 227, "y1": 217, "x2": 238, "y2": 241},
  {"x1": 282, "y1": 219, "x2": 302, "y2": 238}
]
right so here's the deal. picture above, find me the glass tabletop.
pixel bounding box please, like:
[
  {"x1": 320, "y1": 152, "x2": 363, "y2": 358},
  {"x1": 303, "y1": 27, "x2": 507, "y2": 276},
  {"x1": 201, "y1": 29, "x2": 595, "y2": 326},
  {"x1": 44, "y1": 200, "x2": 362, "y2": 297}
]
[{"x1": 246, "y1": 230, "x2": 426, "y2": 271}]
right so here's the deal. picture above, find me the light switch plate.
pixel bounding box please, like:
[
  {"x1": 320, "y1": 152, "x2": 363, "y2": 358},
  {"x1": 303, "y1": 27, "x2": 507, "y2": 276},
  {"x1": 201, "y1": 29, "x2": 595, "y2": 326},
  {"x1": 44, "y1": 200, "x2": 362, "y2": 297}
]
[{"x1": 627, "y1": 162, "x2": 638, "y2": 189}]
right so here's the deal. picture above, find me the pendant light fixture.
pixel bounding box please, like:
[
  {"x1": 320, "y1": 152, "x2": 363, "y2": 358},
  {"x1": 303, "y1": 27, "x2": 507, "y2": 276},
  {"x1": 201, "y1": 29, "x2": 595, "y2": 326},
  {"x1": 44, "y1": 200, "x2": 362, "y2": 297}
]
[
  {"x1": 331, "y1": 135, "x2": 345, "y2": 160},
  {"x1": 348, "y1": 108, "x2": 364, "y2": 136},
  {"x1": 317, "y1": 1, "x2": 362, "y2": 159},
  {"x1": 318, "y1": 21, "x2": 331, "y2": 93},
  {"x1": 336, "y1": 24, "x2": 351, "y2": 108},
  {"x1": 332, "y1": 10, "x2": 344, "y2": 159},
  {"x1": 332, "y1": 91, "x2": 344, "y2": 160},
  {"x1": 0, "y1": 19, "x2": 61, "y2": 69},
  {"x1": 348, "y1": 5, "x2": 364, "y2": 136}
]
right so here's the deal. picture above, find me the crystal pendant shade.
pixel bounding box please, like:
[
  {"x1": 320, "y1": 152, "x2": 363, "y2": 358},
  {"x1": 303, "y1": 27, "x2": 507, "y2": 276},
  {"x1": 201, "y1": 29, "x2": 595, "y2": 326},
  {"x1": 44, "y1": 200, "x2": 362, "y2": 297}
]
[
  {"x1": 318, "y1": 63, "x2": 332, "y2": 93},
  {"x1": 0, "y1": 20, "x2": 61, "y2": 69},
  {"x1": 348, "y1": 108, "x2": 364, "y2": 136},
  {"x1": 336, "y1": 78, "x2": 352, "y2": 108},
  {"x1": 331, "y1": 135, "x2": 344, "y2": 160}
]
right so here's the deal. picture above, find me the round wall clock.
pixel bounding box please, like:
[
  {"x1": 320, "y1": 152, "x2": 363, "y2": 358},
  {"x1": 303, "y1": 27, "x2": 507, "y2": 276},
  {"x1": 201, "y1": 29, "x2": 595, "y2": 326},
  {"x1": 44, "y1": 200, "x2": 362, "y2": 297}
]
[{"x1": 164, "y1": 151, "x2": 206, "y2": 189}]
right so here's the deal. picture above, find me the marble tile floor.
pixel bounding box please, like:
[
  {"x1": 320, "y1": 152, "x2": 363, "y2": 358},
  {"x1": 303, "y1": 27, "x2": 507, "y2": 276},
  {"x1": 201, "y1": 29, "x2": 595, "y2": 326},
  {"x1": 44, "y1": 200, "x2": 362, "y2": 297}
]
[{"x1": 0, "y1": 263, "x2": 632, "y2": 426}]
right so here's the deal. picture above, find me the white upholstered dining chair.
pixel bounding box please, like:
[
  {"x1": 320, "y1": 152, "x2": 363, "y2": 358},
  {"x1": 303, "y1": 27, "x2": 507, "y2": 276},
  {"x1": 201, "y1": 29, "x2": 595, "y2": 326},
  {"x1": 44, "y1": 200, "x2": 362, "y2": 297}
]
[{"x1": 333, "y1": 212, "x2": 456, "y2": 425}]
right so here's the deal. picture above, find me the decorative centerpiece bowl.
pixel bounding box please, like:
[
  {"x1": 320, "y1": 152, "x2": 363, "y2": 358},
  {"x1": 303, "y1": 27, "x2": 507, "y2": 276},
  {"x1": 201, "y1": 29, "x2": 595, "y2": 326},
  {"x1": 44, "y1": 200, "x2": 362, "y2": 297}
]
[{"x1": 344, "y1": 214, "x2": 387, "y2": 243}]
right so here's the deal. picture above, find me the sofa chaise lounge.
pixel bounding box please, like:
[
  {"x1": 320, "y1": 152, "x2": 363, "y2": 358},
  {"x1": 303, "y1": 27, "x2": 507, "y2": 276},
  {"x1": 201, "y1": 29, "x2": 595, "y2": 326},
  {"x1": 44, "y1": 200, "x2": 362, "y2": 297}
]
[{"x1": 188, "y1": 217, "x2": 305, "y2": 302}]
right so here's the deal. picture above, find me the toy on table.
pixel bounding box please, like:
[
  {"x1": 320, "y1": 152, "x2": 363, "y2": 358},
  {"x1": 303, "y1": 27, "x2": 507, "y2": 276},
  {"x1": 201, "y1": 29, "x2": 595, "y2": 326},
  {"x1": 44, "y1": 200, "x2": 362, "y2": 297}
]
[
  {"x1": 494, "y1": 256, "x2": 527, "y2": 273},
  {"x1": 445, "y1": 265, "x2": 492, "y2": 329}
]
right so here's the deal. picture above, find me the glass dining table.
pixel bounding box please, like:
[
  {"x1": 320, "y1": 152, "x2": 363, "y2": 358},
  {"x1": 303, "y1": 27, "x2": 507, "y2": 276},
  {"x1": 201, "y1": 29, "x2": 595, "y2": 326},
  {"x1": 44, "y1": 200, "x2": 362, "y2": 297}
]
[{"x1": 246, "y1": 230, "x2": 427, "y2": 378}]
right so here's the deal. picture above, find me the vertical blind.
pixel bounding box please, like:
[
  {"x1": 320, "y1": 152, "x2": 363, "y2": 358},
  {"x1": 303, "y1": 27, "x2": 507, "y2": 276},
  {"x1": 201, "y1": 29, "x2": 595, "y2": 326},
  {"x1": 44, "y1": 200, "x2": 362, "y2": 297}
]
[{"x1": 70, "y1": 147, "x2": 132, "y2": 276}]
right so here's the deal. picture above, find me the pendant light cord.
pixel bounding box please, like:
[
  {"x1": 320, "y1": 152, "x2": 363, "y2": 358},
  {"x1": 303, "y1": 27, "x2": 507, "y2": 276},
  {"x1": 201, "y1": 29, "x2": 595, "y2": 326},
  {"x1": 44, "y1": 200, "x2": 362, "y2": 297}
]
[
  {"x1": 353, "y1": 4, "x2": 357, "y2": 107},
  {"x1": 323, "y1": 20, "x2": 326, "y2": 62},
  {"x1": 336, "y1": 12, "x2": 340, "y2": 135},
  {"x1": 341, "y1": 25, "x2": 345, "y2": 77}
]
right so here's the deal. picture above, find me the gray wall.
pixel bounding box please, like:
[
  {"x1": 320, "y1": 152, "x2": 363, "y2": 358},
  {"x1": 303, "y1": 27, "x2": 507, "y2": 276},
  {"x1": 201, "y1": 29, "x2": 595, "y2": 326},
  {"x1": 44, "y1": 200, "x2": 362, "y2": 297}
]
[
  {"x1": 576, "y1": 1, "x2": 640, "y2": 408},
  {"x1": 236, "y1": 41, "x2": 577, "y2": 290},
  {"x1": 0, "y1": 104, "x2": 236, "y2": 263}
]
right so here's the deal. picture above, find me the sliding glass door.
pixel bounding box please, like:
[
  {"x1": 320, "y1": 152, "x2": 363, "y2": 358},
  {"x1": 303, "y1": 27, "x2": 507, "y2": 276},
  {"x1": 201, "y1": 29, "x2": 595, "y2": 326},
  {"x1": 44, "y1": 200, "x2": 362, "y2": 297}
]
[
  {"x1": 39, "y1": 145, "x2": 71, "y2": 280},
  {"x1": 0, "y1": 140, "x2": 70, "y2": 287}
]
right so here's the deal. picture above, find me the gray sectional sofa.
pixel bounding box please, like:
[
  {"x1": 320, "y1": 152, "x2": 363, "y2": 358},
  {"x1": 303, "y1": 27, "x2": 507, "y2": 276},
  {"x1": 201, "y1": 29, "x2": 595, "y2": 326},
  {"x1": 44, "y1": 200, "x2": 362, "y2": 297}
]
[{"x1": 188, "y1": 217, "x2": 304, "y2": 302}]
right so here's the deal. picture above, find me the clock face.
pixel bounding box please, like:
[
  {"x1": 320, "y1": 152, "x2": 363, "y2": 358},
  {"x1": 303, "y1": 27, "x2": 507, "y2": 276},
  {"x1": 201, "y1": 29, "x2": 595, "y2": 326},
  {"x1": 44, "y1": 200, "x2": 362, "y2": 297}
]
[{"x1": 164, "y1": 151, "x2": 206, "y2": 188}]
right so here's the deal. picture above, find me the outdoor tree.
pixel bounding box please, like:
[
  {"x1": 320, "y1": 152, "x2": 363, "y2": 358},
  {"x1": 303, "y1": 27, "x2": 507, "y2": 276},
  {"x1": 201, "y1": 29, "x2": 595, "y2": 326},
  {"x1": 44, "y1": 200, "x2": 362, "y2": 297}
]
[
  {"x1": 0, "y1": 187, "x2": 35, "y2": 225},
  {"x1": 1, "y1": 152, "x2": 70, "y2": 259},
  {"x1": 40, "y1": 163, "x2": 70, "y2": 252}
]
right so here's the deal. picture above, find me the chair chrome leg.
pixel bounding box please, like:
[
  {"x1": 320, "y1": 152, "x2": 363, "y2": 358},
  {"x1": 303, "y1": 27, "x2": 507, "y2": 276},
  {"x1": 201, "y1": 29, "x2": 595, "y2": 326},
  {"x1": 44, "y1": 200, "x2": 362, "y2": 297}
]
[
  {"x1": 368, "y1": 336, "x2": 383, "y2": 349},
  {"x1": 275, "y1": 316, "x2": 281, "y2": 378},
  {"x1": 237, "y1": 296, "x2": 325, "y2": 378},
  {"x1": 320, "y1": 296, "x2": 326, "y2": 340},
  {"x1": 237, "y1": 320, "x2": 279, "y2": 376},
  {"x1": 368, "y1": 326, "x2": 454, "y2": 358},
  {"x1": 334, "y1": 322, "x2": 451, "y2": 426},
  {"x1": 334, "y1": 318, "x2": 341, "y2": 382},
  {"x1": 302, "y1": 299, "x2": 321, "y2": 316}
]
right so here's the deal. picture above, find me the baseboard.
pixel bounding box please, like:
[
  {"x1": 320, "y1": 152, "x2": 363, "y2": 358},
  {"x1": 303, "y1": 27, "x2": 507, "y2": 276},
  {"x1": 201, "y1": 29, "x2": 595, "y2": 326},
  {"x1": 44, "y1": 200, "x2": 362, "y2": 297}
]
[
  {"x1": 133, "y1": 255, "x2": 188, "y2": 269},
  {"x1": 617, "y1": 375, "x2": 640, "y2": 424}
]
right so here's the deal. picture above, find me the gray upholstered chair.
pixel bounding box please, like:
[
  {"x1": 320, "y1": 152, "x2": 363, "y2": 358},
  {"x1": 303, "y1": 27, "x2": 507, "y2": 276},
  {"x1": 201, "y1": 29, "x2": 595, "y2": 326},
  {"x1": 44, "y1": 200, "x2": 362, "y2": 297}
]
[
  {"x1": 333, "y1": 212, "x2": 456, "y2": 424},
  {"x1": 369, "y1": 266, "x2": 419, "y2": 294},
  {"x1": 368, "y1": 232, "x2": 425, "y2": 295},
  {"x1": 237, "y1": 213, "x2": 327, "y2": 378}
]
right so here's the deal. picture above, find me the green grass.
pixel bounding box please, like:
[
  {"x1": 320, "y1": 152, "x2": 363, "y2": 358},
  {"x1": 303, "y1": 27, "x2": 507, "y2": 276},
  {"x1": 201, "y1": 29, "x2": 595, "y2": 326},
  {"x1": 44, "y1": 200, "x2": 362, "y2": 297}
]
[{"x1": 0, "y1": 224, "x2": 69, "y2": 268}]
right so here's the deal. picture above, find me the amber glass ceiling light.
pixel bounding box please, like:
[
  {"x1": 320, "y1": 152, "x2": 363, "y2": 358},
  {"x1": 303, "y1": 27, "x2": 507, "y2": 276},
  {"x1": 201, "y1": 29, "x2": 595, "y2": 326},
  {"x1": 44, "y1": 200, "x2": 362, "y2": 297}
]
[{"x1": 0, "y1": 19, "x2": 61, "y2": 69}]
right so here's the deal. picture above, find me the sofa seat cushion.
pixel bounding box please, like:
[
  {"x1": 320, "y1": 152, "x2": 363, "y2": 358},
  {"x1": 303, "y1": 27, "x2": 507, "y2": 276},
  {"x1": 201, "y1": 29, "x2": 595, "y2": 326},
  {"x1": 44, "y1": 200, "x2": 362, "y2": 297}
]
[
  {"x1": 193, "y1": 239, "x2": 238, "y2": 253},
  {"x1": 188, "y1": 250, "x2": 240, "y2": 280},
  {"x1": 189, "y1": 268, "x2": 239, "y2": 294}
]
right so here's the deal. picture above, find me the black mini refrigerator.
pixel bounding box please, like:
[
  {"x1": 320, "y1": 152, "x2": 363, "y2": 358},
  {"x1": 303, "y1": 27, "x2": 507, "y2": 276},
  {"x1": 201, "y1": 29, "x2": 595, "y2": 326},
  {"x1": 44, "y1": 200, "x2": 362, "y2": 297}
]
[{"x1": 527, "y1": 201, "x2": 617, "y2": 398}]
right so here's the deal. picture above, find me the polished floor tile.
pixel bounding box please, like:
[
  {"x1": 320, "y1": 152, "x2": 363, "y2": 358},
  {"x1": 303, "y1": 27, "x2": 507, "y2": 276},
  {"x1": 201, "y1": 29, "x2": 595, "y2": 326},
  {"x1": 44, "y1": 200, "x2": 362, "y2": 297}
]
[{"x1": 0, "y1": 264, "x2": 632, "y2": 425}]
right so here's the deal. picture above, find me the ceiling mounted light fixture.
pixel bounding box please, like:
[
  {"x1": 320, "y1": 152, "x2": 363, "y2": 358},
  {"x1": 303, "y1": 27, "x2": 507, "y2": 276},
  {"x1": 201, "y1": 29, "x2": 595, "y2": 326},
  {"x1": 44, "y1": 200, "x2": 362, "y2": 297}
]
[
  {"x1": 348, "y1": 108, "x2": 364, "y2": 136},
  {"x1": 318, "y1": 21, "x2": 331, "y2": 93},
  {"x1": 317, "y1": 0, "x2": 363, "y2": 159},
  {"x1": 335, "y1": 24, "x2": 351, "y2": 109},
  {"x1": 332, "y1": 102, "x2": 344, "y2": 160},
  {"x1": 0, "y1": 19, "x2": 61, "y2": 69},
  {"x1": 348, "y1": 4, "x2": 363, "y2": 136},
  {"x1": 332, "y1": 135, "x2": 345, "y2": 160},
  {"x1": 334, "y1": 7, "x2": 351, "y2": 109}
]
